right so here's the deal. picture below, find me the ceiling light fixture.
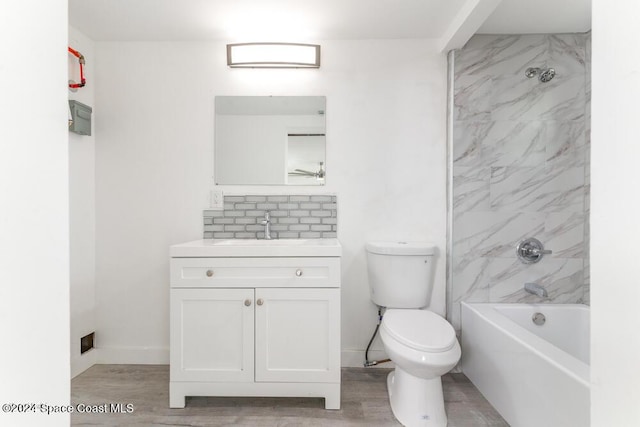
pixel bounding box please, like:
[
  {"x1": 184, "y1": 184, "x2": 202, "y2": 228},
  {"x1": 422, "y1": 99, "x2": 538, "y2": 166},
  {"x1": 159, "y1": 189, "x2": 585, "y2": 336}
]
[{"x1": 226, "y1": 43, "x2": 321, "y2": 68}]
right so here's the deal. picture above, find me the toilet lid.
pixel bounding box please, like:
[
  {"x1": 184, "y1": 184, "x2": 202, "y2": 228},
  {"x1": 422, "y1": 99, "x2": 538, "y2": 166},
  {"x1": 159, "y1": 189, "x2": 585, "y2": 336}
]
[
  {"x1": 382, "y1": 310, "x2": 457, "y2": 353},
  {"x1": 366, "y1": 241, "x2": 437, "y2": 256}
]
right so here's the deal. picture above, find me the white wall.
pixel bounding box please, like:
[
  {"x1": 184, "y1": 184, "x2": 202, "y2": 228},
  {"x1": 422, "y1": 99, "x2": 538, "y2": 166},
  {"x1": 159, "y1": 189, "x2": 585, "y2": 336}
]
[
  {"x1": 0, "y1": 1, "x2": 70, "y2": 426},
  {"x1": 69, "y1": 26, "x2": 97, "y2": 378},
  {"x1": 94, "y1": 39, "x2": 447, "y2": 365},
  {"x1": 591, "y1": 0, "x2": 640, "y2": 425}
]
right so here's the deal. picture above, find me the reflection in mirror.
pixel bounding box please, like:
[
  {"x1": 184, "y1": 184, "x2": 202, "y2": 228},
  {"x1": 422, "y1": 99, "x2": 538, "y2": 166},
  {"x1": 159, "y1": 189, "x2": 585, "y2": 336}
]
[
  {"x1": 215, "y1": 96, "x2": 326, "y2": 185},
  {"x1": 287, "y1": 134, "x2": 325, "y2": 184}
]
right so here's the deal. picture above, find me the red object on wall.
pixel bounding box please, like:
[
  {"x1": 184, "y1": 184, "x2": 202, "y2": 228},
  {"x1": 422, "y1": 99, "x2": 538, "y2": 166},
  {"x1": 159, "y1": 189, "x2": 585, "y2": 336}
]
[{"x1": 68, "y1": 46, "x2": 86, "y2": 89}]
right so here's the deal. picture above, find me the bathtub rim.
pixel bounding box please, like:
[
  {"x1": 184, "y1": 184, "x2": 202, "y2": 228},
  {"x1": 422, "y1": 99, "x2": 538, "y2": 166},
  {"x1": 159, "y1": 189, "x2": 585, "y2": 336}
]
[{"x1": 461, "y1": 301, "x2": 590, "y2": 388}]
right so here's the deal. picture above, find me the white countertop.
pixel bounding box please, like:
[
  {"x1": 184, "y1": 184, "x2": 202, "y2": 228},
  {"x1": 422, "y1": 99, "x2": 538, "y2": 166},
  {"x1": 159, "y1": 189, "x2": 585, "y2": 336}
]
[{"x1": 170, "y1": 238, "x2": 342, "y2": 257}]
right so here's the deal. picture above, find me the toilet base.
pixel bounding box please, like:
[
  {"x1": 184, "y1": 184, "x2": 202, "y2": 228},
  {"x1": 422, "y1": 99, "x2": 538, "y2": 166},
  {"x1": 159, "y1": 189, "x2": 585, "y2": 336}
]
[{"x1": 386, "y1": 368, "x2": 447, "y2": 427}]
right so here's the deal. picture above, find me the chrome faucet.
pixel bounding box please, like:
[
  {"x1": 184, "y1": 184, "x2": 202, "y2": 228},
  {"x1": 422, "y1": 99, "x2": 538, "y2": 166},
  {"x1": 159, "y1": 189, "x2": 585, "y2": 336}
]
[
  {"x1": 524, "y1": 282, "x2": 548, "y2": 298},
  {"x1": 260, "y1": 211, "x2": 273, "y2": 240}
]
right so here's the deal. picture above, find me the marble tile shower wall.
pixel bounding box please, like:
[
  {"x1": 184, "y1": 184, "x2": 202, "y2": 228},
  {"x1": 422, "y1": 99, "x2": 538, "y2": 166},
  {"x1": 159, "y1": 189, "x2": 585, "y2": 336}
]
[
  {"x1": 203, "y1": 195, "x2": 337, "y2": 240},
  {"x1": 451, "y1": 34, "x2": 591, "y2": 330}
]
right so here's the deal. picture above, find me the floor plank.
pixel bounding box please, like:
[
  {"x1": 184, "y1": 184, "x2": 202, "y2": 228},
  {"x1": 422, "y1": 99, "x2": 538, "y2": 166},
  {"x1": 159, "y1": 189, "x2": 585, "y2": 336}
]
[{"x1": 71, "y1": 365, "x2": 508, "y2": 426}]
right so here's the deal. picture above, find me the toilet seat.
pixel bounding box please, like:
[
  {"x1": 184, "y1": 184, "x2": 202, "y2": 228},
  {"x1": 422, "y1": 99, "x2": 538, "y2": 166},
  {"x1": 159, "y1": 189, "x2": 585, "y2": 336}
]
[{"x1": 382, "y1": 309, "x2": 456, "y2": 353}]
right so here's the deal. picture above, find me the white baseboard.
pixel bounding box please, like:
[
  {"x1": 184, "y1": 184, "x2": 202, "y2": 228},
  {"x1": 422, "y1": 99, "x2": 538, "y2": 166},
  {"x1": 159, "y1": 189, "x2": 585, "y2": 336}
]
[
  {"x1": 96, "y1": 346, "x2": 170, "y2": 365},
  {"x1": 82, "y1": 347, "x2": 393, "y2": 370},
  {"x1": 451, "y1": 363, "x2": 463, "y2": 374},
  {"x1": 71, "y1": 349, "x2": 98, "y2": 378}
]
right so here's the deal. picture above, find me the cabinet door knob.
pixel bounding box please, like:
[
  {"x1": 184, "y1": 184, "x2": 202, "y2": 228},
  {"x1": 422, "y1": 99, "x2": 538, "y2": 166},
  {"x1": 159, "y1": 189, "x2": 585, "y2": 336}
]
[
  {"x1": 206, "y1": 270, "x2": 214, "y2": 277},
  {"x1": 257, "y1": 298, "x2": 264, "y2": 306},
  {"x1": 295, "y1": 269, "x2": 303, "y2": 277},
  {"x1": 244, "y1": 299, "x2": 252, "y2": 307}
]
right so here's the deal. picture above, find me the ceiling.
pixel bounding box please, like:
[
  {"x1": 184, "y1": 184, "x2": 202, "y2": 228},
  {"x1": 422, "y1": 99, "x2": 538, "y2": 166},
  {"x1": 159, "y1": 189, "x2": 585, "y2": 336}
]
[
  {"x1": 69, "y1": 0, "x2": 591, "y2": 43},
  {"x1": 478, "y1": 0, "x2": 591, "y2": 34}
]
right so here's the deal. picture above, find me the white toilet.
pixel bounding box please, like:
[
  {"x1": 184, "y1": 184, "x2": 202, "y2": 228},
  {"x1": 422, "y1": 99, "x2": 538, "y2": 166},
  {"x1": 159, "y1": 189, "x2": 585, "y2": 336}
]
[{"x1": 366, "y1": 241, "x2": 461, "y2": 427}]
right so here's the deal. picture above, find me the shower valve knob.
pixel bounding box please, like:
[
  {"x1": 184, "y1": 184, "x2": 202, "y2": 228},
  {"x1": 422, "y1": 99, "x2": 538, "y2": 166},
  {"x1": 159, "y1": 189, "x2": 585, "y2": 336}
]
[{"x1": 516, "y1": 238, "x2": 552, "y2": 264}]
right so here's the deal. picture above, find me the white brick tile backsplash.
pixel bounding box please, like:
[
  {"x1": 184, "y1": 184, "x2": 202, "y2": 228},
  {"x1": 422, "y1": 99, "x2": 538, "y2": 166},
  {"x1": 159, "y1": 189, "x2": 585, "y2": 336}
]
[{"x1": 203, "y1": 195, "x2": 337, "y2": 239}]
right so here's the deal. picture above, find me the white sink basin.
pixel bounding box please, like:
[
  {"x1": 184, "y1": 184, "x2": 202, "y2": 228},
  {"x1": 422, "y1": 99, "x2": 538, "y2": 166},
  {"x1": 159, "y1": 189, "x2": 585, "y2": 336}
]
[
  {"x1": 211, "y1": 239, "x2": 310, "y2": 246},
  {"x1": 170, "y1": 238, "x2": 341, "y2": 257}
]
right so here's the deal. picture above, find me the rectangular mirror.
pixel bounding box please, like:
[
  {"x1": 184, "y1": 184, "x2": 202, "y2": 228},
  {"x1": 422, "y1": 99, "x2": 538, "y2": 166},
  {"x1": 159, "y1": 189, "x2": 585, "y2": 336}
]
[{"x1": 215, "y1": 96, "x2": 326, "y2": 185}]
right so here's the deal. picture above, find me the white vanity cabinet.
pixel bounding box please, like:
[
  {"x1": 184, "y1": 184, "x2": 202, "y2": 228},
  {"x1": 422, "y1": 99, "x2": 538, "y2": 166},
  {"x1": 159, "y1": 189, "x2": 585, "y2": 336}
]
[
  {"x1": 169, "y1": 239, "x2": 341, "y2": 410},
  {"x1": 170, "y1": 288, "x2": 255, "y2": 384}
]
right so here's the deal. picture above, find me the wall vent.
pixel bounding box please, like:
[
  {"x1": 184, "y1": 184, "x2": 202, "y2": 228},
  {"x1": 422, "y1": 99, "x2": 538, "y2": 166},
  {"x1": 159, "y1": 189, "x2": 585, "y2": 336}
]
[{"x1": 80, "y1": 332, "x2": 94, "y2": 354}]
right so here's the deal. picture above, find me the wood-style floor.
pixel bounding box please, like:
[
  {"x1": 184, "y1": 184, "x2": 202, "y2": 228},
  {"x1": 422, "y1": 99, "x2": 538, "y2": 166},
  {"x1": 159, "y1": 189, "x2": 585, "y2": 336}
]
[{"x1": 71, "y1": 365, "x2": 508, "y2": 426}]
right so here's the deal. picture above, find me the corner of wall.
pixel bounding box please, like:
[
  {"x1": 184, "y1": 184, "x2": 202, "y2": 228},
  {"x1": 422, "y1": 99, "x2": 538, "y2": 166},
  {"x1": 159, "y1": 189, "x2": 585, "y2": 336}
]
[{"x1": 68, "y1": 25, "x2": 97, "y2": 378}]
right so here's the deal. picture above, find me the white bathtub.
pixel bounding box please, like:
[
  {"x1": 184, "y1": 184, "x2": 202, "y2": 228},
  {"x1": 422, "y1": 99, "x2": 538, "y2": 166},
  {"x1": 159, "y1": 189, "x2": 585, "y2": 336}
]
[{"x1": 461, "y1": 302, "x2": 590, "y2": 427}]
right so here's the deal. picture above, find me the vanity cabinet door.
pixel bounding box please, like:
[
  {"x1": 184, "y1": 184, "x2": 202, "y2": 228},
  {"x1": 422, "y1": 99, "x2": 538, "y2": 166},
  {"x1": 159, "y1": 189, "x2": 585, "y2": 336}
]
[
  {"x1": 254, "y1": 288, "x2": 340, "y2": 383},
  {"x1": 170, "y1": 288, "x2": 254, "y2": 382}
]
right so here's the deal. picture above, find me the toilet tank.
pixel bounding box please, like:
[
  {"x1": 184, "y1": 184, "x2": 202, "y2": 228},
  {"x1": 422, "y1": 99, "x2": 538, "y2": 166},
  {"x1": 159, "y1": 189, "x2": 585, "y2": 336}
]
[{"x1": 365, "y1": 241, "x2": 437, "y2": 309}]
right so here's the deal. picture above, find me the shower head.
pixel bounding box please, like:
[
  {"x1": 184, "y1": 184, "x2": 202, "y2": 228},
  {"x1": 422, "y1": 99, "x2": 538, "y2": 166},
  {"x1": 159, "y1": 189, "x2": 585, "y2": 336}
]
[{"x1": 525, "y1": 67, "x2": 555, "y2": 83}]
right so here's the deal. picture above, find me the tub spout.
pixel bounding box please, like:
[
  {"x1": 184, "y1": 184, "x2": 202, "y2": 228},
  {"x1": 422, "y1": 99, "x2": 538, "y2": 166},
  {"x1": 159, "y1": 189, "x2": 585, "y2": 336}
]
[{"x1": 524, "y1": 282, "x2": 548, "y2": 298}]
